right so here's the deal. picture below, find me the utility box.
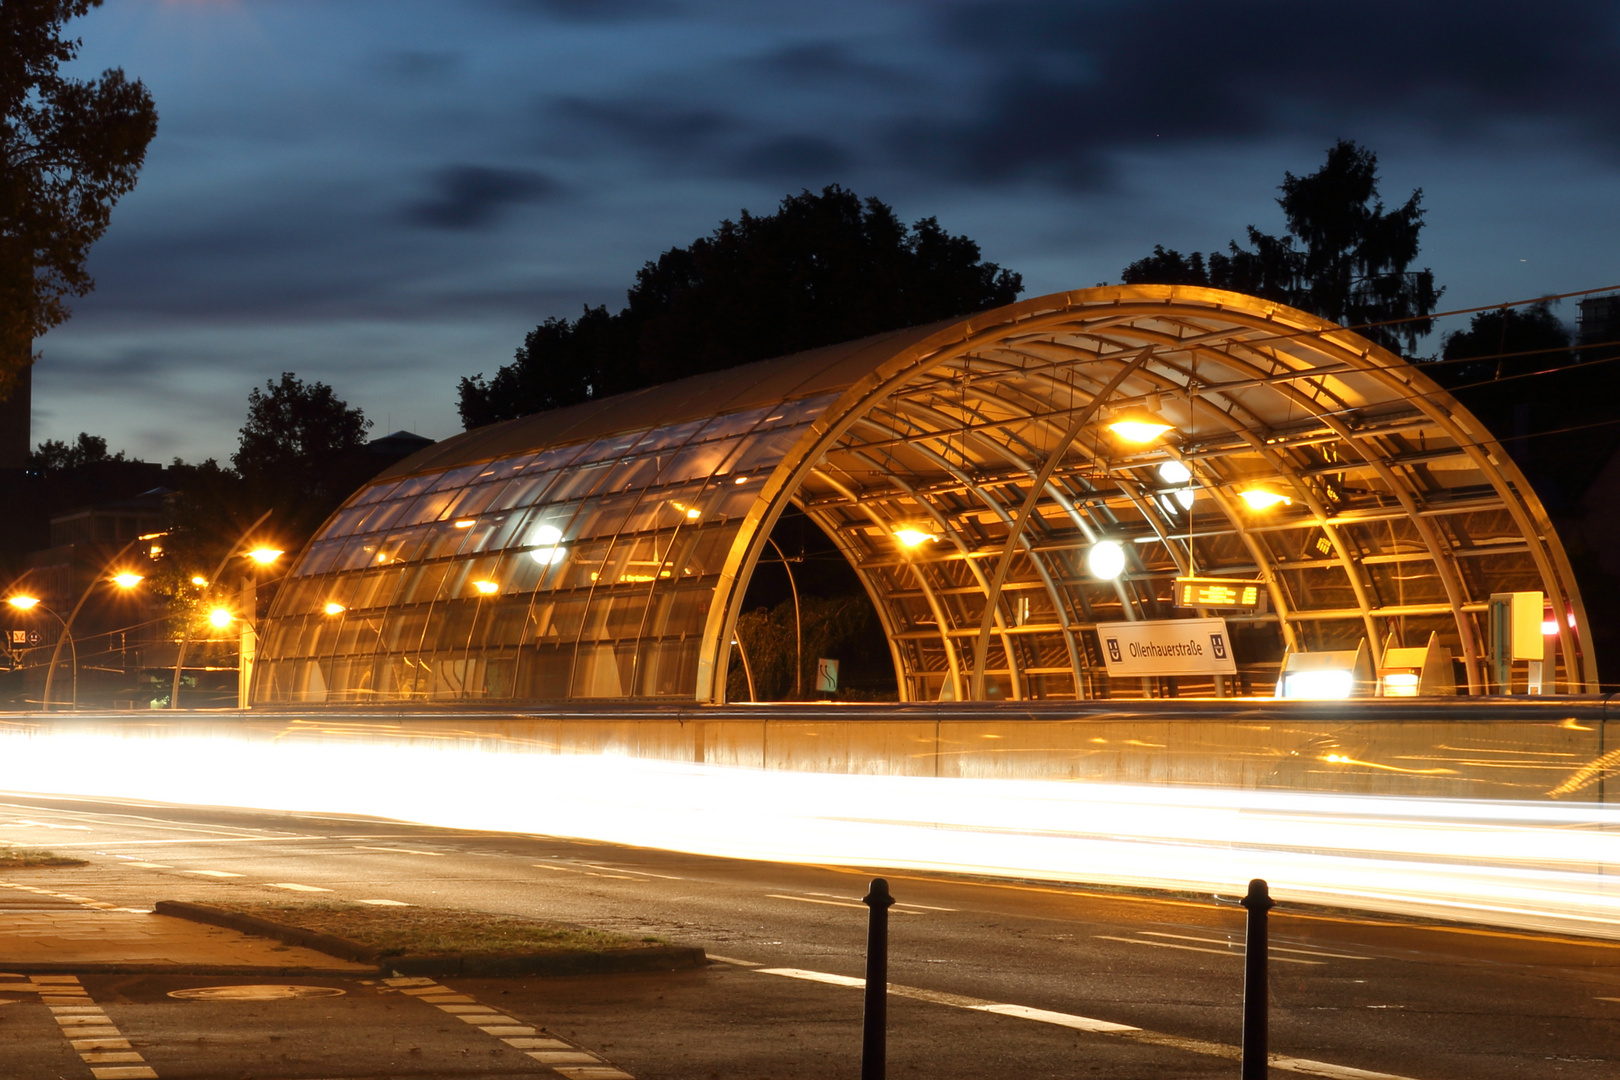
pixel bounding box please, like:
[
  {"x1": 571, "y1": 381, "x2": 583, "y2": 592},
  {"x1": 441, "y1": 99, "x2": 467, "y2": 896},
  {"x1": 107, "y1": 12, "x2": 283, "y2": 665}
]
[
  {"x1": 1490, "y1": 591, "x2": 1545, "y2": 692},
  {"x1": 1377, "y1": 632, "x2": 1456, "y2": 697}
]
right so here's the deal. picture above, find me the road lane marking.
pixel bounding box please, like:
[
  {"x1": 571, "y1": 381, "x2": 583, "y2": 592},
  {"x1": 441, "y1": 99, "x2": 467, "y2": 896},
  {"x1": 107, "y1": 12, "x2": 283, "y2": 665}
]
[
  {"x1": 383, "y1": 976, "x2": 632, "y2": 1078},
  {"x1": 179, "y1": 870, "x2": 242, "y2": 878},
  {"x1": 1096, "y1": 935, "x2": 1324, "y2": 964},
  {"x1": 704, "y1": 954, "x2": 762, "y2": 967},
  {"x1": 802, "y1": 891, "x2": 954, "y2": 911},
  {"x1": 1140, "y1": 932, "x2": 1371, "y2": 961},
  {"x1": 766, "y1": 894, "x2": 923, "y2": 912},
  {"x1": 532, "y1": 864, "x2": 640, "y2": 880},
  {"x1": 123, "y1": 862, "x2": 172, "y2": 869},
  {"x1": 268, "y1": 882, "x2": 333, "y2": 892},
  {"x1": 747, "y1": 964, "x2": 1420, "y2": 1079},
  {"x1": 580, "y1": 863, "x2": 685, "y2": 880},
  {"x1": 34, "y1": 976, "x2": 157, "y2": 1079},
  {"x1": 353, "y1": 845, "x2": 445, "y2": 856},
  {"x1": 356, "y1": 898, "x2": 410, "y2": 905}
]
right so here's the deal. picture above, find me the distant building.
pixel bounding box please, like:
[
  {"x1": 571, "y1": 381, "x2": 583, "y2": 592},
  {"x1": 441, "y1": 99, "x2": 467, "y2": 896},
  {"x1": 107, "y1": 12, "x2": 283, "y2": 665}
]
[
  {"x1": 366, "y1": 430, "x2": 435, "y2": 460},
  {"x1": 1578, "y1": 295, "x2": 1620, "y2": 353}
]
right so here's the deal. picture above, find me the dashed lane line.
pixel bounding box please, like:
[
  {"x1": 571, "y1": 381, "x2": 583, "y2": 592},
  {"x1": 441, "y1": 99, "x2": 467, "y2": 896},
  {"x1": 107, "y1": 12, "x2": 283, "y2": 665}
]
[
  {"x1": 1095, "y1": 935, "x2": 1325, "y2": 964},
  {"x1": 267, "y1": 882, "x2": 333, "y2": 892},
  {"x1": 178, "y1": 870, "x2": 242, "y2": 878},
  {"x1": 25, "y1": 974, "x2": 158, "y2": 1079},
  {"x1": 383, "y1": 976, "x2": 633, "y2": 1079},
  {"x1": 732, "y1": 962, "x2": 1419, "y2": 1080},
  {"x1": 1139, "y1": 931, "x2": 1373, "y2": 960},
  {"x1": 0, "y1": 880, "x2": 146, "y2": 913},
  {"x1": 352, "y1": 845, "x2": 445, "y2": 856},
  {"x1": 765, "y1": 894, "x2": 925, "y2": 913}
]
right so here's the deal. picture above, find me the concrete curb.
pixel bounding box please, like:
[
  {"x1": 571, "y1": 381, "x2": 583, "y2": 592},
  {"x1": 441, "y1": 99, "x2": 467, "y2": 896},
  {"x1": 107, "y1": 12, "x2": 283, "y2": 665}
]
[
  {"x1": 0, "y1": 962, "x2": 372, "y2": 976},
  {"x1": 154, "y1": 900, "x2": 709, "y2": 977}
]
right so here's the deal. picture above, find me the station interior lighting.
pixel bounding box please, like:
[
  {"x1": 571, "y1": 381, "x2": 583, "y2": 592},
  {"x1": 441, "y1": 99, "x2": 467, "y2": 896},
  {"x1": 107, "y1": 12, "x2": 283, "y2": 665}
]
[
  {"x1": 246, "y1": 548, "x2": 284, "y2": 565},
  {"x1": 1085, "y1": 539, "x2": 1127, "y2": 580},
  {"x1": 453, "y1": 519, "x2": 475, "y2": 529},
  {"x1": 472, "y1": 580, "x2": 500, "y2": 595},
  {"x1": 7, "y1": 596, "x2": 39, "y2": 610},
  {"x1": 529, "y1": 525, "x2": 568, "y2": 565},
  {"x1": 1157, "y1": 460, "x2": 1192, "y2": 485},
  {"x1": 111, "y1": 572, "x2": 144, "y2": 589},
  {"x1": 1107, "y1": 408, "x2": 1174, "y2": 444},
  {"x1": 894, "y1": 527, "x2": 938, "y2": 549},
  {"x1": 1239, "y1": 486, "x2": 1292, "y2": 510},
  {"x1": 324, "y1": 602, "x2": 346, "y2": 615}
]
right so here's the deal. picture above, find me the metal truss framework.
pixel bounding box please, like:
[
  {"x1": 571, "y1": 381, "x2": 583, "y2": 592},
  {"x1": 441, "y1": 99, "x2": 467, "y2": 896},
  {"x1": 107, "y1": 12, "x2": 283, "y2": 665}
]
[{"x1": 252, "y1": 287, "x2": 1594, "y2": 705}]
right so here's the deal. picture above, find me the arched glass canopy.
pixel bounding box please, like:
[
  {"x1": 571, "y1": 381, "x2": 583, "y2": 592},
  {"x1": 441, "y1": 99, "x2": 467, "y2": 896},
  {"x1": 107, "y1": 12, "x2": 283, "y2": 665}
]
[{"x1": 253, "y1": 286, "x2": 1595, "y2": 705}]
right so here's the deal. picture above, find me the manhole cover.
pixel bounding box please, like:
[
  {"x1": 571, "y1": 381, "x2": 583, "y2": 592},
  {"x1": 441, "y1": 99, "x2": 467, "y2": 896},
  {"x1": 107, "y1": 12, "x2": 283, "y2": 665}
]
[{"x1": 168, "y1": 984, "x2": 346, "y2": 1001}]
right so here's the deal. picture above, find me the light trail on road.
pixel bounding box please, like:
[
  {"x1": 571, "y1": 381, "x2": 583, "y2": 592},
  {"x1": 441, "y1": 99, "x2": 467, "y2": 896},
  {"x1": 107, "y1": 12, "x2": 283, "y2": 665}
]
[{"x1": 1, "y1": 723, "x2": 1617, "y2": 940}]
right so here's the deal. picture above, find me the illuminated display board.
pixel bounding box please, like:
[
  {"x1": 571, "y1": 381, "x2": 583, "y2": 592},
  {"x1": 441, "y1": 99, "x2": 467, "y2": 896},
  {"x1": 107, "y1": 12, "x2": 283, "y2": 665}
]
[{"x1": 1174, "y1": 576, "x2": 1265, "y2": 611}]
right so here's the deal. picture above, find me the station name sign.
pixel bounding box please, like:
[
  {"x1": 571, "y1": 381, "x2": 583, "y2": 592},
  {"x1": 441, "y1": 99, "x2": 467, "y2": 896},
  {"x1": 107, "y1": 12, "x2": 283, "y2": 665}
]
[
  {"x1": 1173, "y1": 576, "x2": 1266, "y2": 612},
  {"x1": 1098, "y1": 617, "x2": 1237, "y2": 677}
]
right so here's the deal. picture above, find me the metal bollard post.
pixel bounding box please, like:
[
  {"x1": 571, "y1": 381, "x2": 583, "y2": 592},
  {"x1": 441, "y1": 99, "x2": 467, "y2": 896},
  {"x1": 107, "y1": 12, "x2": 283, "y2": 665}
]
[
  {"x1": 1240, "y1": 878, "x2": 1273, "y2": 1080},
  {"x1": 861, "y1": 877, "x2": 895, "y2": 1080}
]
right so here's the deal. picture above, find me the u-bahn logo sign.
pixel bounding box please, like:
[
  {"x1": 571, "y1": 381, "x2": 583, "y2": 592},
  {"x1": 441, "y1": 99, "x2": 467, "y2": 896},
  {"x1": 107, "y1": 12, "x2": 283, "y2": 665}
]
[{"x1": 1098, "y1": 618, "x2": 1237, "y2": 677}]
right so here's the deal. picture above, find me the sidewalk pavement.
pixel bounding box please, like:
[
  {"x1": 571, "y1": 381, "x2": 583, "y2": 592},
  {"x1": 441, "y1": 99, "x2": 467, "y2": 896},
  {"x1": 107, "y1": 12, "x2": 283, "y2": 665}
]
[{"x1": 0, "y1": 879, "x2": 372, "y2": 974}]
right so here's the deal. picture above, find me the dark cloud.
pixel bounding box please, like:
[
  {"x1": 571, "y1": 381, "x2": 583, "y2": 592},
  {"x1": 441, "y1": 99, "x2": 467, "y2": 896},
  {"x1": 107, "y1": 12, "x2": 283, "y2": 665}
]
[
  {"x1": 753, "y1": 41, "x2": 918, "y2": 90},
  {"x1": 731, "y1": 135, "x2": 850, "y2": 180},
  {"x1": 504, "y1": 0, "x2": 682, "y2": 22},
  {"x1": 555, "y1": 97, "x2": 737, "y2": 157},
  {"x1": 405, "y1": 165, "x2": 562, "y2": 229},
  {"x1": 910, "y1": 0, "x2": 1620, "y2": 187},
  {"x1": 377, "y1": 50, "x2": 463, "y2": 83}
]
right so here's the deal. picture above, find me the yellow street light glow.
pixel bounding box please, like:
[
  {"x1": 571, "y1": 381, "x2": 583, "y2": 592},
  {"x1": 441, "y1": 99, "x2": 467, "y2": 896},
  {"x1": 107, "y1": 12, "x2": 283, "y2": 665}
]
[
  {"x1": 894, "y1": 528, "x2": 938, "y2": 548},
  {"x1": 1107, "y1": 408, "x2": 1174, "y2": 443},
  {"x1": 7, "y1": 595, "x2": 39, "y2": 610},
  {"x1": 685, "y1": 508, "x2": 701, "y2": 519},
  {"x1": 324, "y1": 602, "x2": 346, "y2": 615},
  {"x1": 1239, "y1": 487, "x2": 1293, "y2": 510},
  {"x1": 670, "y1": 501, "x2": 702, "y2": 520},
  {"x1": 472, "y1": 580, "x2": 499, "y2": 595},
  {"x1": 453, "y1": 519, "x2": 475, "y2": 528},
  {"x1": 190, "y1": 575, "x2": 208, "y2": 586},
  {"x1": 734, "y1": 475, "x2": 750, "y2": 484},
  {"x1": 207, "y1": 608, "x2": 234, "y2": 628},
  {"x1": 246, "y1": 548, "x2": 284, "y2": 565},
  {"x1": 112, "y1": 572, "x2": 144, "y2": 589}
]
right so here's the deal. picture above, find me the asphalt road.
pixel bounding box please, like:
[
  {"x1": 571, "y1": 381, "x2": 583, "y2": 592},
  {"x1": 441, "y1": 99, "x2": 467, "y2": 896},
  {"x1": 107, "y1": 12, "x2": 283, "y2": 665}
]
[{"x1": 2, "y1": 790, "x2": 1619, "y2": 1080}]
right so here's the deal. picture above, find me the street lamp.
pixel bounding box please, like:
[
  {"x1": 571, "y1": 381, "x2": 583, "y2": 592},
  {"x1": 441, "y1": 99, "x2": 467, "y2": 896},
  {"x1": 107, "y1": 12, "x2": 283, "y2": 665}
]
[
  {"x1": 170, "y1": 508, "x2": 276, "y2": 710},
  {"x1": 6, "y1": 543, "x2": 150, "y2": 711}
]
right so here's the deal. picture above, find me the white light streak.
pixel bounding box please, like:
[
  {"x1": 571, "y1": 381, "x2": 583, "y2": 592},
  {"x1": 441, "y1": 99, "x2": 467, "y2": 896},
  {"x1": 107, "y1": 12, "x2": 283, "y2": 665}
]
[{"x1": 1, "y1": 724, "x2": 1618, "y2": 939}]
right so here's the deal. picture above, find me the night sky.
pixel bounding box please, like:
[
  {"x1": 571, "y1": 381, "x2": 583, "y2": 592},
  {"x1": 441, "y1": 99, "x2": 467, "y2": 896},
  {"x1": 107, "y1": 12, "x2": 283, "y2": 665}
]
[{"x1": 35, "y1": 0, "x2": 1620, "y2": 465}]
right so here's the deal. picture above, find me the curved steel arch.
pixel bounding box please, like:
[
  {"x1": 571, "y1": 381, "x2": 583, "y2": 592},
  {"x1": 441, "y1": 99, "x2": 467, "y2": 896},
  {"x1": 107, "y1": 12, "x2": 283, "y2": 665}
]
[{"x1": 253, "y1": 286, "x2": 1594, "y2": 707}]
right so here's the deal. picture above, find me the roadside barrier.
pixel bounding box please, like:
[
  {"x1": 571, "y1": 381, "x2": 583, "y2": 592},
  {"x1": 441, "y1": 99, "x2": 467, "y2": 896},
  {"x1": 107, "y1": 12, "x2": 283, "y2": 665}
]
[
  {"x1": 861, "y1": 877, "x2": 894, "y2": 1079},
  {"x1": 1240, "y1": 878, "x2": 1274, "y2": 1079}
]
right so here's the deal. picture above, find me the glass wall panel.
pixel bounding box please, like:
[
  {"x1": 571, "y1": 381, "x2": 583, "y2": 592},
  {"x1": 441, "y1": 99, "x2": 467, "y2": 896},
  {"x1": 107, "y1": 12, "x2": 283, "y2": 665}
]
[{"x1": 258, "y1": 393, "x2": 838, "y2": 703}]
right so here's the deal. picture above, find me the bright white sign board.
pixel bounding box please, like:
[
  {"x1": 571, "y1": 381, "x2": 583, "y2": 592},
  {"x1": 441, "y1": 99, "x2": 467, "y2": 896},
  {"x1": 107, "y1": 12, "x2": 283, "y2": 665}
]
[{"x1": 1097, "y1": 618, "x2": 1236, "y2": 677}]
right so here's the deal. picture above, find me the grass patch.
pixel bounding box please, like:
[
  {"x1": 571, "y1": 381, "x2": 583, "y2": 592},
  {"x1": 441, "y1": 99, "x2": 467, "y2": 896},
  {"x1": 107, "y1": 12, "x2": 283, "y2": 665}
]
[
  {"x1": 0, "y1": 846, "x2": 87, "y2": 868},
  {"x1": 205, "y1": 900, "x2": 660, "y2": 958}
]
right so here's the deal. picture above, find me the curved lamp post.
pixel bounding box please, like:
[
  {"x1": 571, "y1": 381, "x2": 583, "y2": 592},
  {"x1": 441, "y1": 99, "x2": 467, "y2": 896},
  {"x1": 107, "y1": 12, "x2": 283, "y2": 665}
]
[
  {"x1": 6, "y1": 597, "x2": 75, "y2": 710},
  {"x1": 8, "y1": 536, "x2": 148, "y2": 711},
  {"x1": 170, "y1": 509, "x2": 275, "y2": 710}
]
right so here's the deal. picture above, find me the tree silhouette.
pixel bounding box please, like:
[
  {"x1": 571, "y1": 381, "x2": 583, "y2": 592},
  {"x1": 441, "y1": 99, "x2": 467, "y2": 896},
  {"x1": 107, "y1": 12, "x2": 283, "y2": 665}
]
[
  {"x1": 232, "y1": 373, "x2": 372, "y2": 532},
  {"x1": 1, "y1": 0, "x2": 158, "y2": 400},
  {"x1": 459, "y1": 185, "x2": 1023, "y2": 427},
  {"x1": 1122, "y1": 141, "x2": 1441, "y2": 355}
]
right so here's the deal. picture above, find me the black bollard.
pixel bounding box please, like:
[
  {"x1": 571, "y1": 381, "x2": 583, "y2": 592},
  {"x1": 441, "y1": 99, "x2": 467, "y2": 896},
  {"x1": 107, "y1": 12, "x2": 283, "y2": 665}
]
[
  {"x1": 861, "y1": 877, "x2": 895, "y2": 1080},
  {"x1": 1239, "y1": 878, "x2": 1274, "y2": 1080}
]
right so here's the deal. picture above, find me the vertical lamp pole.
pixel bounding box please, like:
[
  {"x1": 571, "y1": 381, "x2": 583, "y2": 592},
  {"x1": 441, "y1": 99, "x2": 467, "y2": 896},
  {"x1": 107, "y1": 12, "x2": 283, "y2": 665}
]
[
  {"x1": 763, "y1": 536, "x2": 803, "y2": 699},
  {"x1": 1240, "y1": 878, "x2": 1274, "y2": 1080},
  {"x1": 171, "y1": 509, "x2": 274, "y2": 709},
  {"x1": 861, "y1": 877, "x2": 895, "y2": 1080}
]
